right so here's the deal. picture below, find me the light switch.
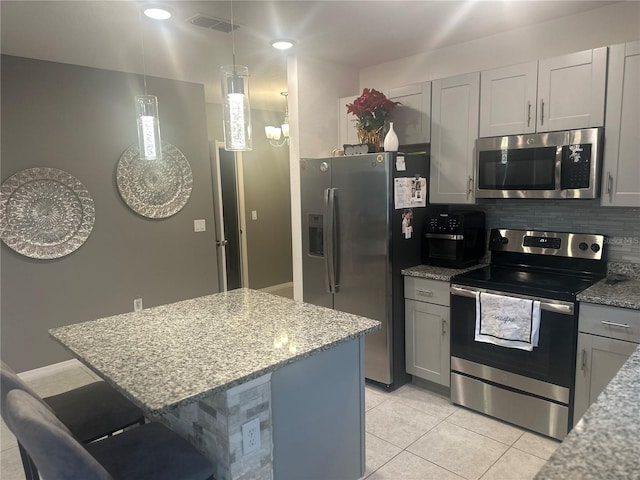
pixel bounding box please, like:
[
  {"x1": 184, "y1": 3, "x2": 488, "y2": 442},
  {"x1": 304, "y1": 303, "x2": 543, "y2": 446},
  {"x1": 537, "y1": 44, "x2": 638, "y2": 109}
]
[
  {"x1": 194, "y1": 219, "x2": 206, "y2": 232},
  {"x1": 251, "y1": 211, "x2": 258, "y2": 221}
]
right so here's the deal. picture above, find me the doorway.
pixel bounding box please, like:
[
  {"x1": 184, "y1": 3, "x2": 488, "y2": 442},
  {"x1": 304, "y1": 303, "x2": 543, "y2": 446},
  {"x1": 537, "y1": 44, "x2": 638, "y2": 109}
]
[{"x1": 210, "y1": 140, "x2": 249, "y2": 291}]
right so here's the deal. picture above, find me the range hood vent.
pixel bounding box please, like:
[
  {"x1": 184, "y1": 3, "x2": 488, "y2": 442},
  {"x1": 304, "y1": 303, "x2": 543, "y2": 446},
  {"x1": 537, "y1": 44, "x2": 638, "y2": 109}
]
[{"x1": 187, "y1": 14, "x2": 238, "y2": 33}]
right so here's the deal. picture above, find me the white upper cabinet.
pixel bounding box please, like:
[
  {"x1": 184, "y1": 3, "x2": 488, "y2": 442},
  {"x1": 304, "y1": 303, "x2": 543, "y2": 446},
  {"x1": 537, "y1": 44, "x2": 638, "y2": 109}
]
[
  {"x1": 430, "y1": 72, "x2": 480, "y2": 204},
  {"x1": 338, "y1": 94, "x2": 359, "y2": 148},
  {"x1": 387, "y1": 82, "x2": 431, "y2": 145},
  {"x1": 480, "y1": 61, "x2": 538, "y2": 137},
  {"x1": 601, "y1": 41, "x2": 640, "y2": 207},
  {"x1": 479, "y1": 47, "x2": 607, "y2": 137}
]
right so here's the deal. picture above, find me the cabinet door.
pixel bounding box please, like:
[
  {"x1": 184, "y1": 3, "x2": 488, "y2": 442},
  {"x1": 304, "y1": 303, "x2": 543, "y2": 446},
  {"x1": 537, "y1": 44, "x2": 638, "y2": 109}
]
[
  {"x1": 601, "y1": 41, "x2": 640, "y2": 207},
  {"x1": 479, "y1": 61, "x2": 537, "y2": 137},
  {"x1": 430, "y1": 72, "x2": 479, "y2": 204},
  {"x1": 573, "y1": 333, "x2": 637, "y2": 425},
  {"x1": 405, "y1": 299, "x2": 450, "y2": 387},
  {"x1": 537, "y1": 47, "x2": 607, "y2": 132},
  {"x1": 388, "y1": 82, "x2": 431, "y2": 145},
  {"x1": 338, "y1": 95, "x2": 360, "y2": 147}
]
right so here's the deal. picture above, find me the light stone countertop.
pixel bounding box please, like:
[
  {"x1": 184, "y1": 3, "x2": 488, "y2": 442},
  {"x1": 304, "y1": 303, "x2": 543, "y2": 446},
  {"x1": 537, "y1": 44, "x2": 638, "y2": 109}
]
[
  {"x1": 577, "y1": 262, "x2": 640, "y2": 310},
  {"x1": 535, "y1": 344, "x2": 640, "y2": 479},
  {"x1": 49, "y1": 289, "x2": 380, "y2": 415},
  {"x1": 401, "y1": 263, "x2": 488, "y2": 282}
]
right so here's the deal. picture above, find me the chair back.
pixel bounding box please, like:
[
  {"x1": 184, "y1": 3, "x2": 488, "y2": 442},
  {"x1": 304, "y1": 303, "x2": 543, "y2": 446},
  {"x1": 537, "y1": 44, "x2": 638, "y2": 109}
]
[
  {"x1": 0, "y1": 360, "x2": 50, "y2": 423},
  {"x1": 5, "y1": 389, "x2": 114, "y2": 480}
]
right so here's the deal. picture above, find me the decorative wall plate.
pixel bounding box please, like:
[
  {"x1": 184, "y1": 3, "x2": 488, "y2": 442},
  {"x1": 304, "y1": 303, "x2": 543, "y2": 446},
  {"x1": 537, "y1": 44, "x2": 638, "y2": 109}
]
[
  {"x1": 0, "y1": 167, "x2": 95, "y2": 259},
  {"x1": 116, "y1": 142, "x2": 193, "y2": 219}
]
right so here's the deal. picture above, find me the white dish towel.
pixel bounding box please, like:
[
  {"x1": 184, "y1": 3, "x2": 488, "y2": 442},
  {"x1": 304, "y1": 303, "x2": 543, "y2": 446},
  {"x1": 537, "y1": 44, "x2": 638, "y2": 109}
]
[{"x1": 474, "y1": 292, "x2": 541, "y2": 351}]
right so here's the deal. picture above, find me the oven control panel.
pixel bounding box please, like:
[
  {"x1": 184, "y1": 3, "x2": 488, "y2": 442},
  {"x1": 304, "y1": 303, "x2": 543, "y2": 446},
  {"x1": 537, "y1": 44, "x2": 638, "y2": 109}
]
[{"x1": 490, "y1": 229, "x2": 605, "y2": 260}]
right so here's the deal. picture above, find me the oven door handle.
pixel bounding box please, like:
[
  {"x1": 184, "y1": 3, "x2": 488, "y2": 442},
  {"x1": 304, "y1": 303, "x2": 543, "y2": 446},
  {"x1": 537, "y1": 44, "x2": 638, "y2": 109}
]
[{"x1": 450, "y1": 285, "x2": 574, "y2": 315}]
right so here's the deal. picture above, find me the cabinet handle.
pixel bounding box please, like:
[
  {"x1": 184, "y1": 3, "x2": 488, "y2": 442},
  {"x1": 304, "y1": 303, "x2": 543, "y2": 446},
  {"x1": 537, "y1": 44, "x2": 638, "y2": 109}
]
[
  {"x1": 442, "y1": 318, "x2": 446, "y2": 337},
  {"x1": 581, "y1": 348, "x2": 587, "y2": 371},
  {"x1": 416, "y1": 288, "x2": 433, "y2": 297},
  {"x1": 468, "y1": 177, "x2": 473, "y2": 195},
  {"x1": 540, "y1": 99, "x2": 545, "y2": 125},
  {"x1": 606, "y1": 172, "x2": 614, "y2": 203},
  {"x1": 526, "y1": 101, "x2": 532, "y2": 127},
  {"x1": 601, "y1": 320, "x2": 631, "y2": 329}
]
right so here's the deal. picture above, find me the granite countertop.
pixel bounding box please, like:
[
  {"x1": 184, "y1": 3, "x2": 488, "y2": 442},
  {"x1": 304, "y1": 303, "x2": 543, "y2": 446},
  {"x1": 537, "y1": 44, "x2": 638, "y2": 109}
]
[
  {"x1": 401, "y1": 263, "x2": 488, "y2": 282},
  {"x1": 577, "y1": 262, "x2": 640, "y2": 310},
  {"x1": 577, "y1": 278, "x2": 640, "y2": 310},
  {"x1": 535, "y1": 344, "x2": 640, "y2": 479},
  {"x1": 49, "y1": 289, "x2": 380, "y2": 415}
]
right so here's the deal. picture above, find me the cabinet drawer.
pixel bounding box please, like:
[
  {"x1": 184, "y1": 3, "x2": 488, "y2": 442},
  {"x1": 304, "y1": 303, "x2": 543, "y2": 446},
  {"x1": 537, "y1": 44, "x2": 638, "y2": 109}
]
[
  {"x1": 404, "y1": 276, "x2": 450, "y2": 306},
  {"x1": 579, "y1": 303, "x2": 640, "y2": 343}
]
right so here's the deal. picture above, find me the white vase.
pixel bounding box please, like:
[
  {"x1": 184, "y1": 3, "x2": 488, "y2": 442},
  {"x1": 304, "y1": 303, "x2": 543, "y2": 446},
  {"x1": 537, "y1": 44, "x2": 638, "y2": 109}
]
[{"x1": 383, "y1": 122, "x2": 399, "y2": 152}]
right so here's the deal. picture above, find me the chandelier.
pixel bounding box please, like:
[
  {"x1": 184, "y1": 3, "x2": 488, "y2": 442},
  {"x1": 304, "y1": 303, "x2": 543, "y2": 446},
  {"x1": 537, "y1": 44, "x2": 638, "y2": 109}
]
[{"x1": 265, "y1": 92, "x2": 289, "y2": 147}]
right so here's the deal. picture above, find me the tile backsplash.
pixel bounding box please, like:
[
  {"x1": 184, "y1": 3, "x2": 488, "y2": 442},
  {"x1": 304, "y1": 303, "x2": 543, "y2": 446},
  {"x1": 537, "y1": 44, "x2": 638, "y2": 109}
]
[{"x1": 459, "y1": 200, "x2": 640, "y2": 264}]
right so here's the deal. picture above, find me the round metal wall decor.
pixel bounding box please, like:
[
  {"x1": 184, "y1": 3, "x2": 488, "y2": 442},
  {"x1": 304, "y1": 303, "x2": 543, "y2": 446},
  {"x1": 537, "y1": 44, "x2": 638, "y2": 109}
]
[
  {"x1": 0, "y1": 167, "x2": 95, "y2": 259},
  {"x1": 117, "y1": 142, "x2": 193, "y2": 219}
]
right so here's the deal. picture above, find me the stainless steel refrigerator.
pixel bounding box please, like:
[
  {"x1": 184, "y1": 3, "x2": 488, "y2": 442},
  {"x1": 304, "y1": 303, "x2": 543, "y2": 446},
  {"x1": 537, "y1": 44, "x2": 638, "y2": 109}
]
[{"x1": 300, "y1": 149, "x2": 429, "y2": 389}]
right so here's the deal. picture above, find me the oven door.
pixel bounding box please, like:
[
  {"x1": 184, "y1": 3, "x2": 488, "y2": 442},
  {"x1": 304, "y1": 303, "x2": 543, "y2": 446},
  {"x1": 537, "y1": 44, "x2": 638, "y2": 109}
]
[
  {"x1": 450, "y1": 285, "x2": 578, "y2": 439},
  {"x1": 450, "y1": 285, "x2": 577, "y2": 389}
]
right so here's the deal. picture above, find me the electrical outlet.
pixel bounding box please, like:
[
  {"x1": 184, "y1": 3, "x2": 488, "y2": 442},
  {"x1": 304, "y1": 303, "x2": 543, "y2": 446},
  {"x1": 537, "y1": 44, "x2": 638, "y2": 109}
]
[
  {"x1": 242, "y1": 418, "x2": 261, "y2": 455},
  {"x1": 134, "y1": 298, "x2": 143, "y2": 312}
]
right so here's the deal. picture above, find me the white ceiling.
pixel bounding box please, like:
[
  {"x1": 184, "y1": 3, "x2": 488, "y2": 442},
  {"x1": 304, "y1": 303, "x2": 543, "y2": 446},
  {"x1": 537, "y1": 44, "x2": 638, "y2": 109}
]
[{"x1": 1, "y1": 0, "x2": 617, "y2": 110}]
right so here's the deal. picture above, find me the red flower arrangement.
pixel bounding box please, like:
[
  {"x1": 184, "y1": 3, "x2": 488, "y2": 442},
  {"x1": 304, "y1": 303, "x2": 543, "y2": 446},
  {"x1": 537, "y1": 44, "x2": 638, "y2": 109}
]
[{"x1": 346, "y1": 88, "x2": 400, "y2": 132}]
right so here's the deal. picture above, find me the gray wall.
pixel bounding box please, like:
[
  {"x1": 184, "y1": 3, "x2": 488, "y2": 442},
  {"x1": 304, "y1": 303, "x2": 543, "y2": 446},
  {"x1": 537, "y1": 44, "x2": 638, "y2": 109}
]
[
  {"x1": 1, "y1": 55, "x2": 219, "y2": 372},
  {"x1": 206, "y1": 104, "x2": 293, "y2": 289}
]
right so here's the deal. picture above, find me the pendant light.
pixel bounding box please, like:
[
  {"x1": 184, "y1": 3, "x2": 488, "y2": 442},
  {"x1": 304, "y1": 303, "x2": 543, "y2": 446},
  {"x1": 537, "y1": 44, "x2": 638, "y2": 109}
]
[
  {"x1": 221, "y1": 0, "x2": 252, "y2": 151},
  {"x1": 135, "y1": 10, "x2": 162, "y2": 160}
]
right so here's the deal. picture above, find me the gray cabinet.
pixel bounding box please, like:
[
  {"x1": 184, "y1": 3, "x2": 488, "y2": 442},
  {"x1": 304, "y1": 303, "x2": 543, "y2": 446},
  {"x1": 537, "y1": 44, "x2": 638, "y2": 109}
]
[
  {"x1": 573, "y1": 303, "x2": 640, "y2": 425},
  {"x1": 601, "y1": 41, "x2": 640, "y2": 207},
  {"x1": 387, "y1": 82, "x2": 431, "y2": 145},
  {"x1": 404, "y1": 277, "x2": 450, "y2": 387},
  {"x1": 479, "y1": 48, "x2": 607, "y2": 137},
  {"x1": 430, "y1": 72, "x2": 480, "y2": 204}
]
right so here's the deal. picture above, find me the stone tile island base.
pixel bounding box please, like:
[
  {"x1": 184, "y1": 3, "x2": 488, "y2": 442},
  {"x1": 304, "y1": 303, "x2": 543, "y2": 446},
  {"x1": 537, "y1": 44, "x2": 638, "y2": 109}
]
[{"x1": 152, "y1": 374, "x2": 273, "y2": 480}]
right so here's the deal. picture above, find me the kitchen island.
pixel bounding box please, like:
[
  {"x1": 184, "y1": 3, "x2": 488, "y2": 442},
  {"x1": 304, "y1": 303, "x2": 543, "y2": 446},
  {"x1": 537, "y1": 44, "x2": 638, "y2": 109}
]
[{"x1": 49, "y1": 289, "x2": 381, "y2": 480}]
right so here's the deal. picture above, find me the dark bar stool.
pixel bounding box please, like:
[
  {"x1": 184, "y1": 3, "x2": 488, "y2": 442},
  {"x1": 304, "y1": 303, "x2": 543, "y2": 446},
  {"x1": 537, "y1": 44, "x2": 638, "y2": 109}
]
[
  {"x1": 1, "y1": 361, "x2": 145, "y2": 480},
  {"x1": 5, "y1": 389, "x2": 214, "y2": 480}
]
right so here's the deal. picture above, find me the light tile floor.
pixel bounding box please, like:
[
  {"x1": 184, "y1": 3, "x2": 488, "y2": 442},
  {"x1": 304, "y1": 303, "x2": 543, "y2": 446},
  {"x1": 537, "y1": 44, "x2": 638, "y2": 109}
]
[
  {"x1": 362, "y1": 383, "x2": 559, "y2": 480},
  {"x1": 0, "y1": 365, "x2": 559, "y2": 480}
]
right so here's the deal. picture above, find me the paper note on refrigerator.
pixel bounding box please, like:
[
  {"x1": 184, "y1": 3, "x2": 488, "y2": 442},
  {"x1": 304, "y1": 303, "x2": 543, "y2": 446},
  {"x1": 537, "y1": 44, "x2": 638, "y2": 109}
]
[{"x1": 394, "y1": 177, "x2": 427, "y2": 209}]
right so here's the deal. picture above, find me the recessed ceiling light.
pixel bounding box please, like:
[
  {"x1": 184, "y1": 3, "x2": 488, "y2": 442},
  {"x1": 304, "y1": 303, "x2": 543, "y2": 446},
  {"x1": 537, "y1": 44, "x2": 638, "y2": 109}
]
[
  {"x1": 271, "y1": 39, "x2": 295, "y2": 51},
  {"x1": 143, "y1": 6, "x2": 174, "y2": 20}
]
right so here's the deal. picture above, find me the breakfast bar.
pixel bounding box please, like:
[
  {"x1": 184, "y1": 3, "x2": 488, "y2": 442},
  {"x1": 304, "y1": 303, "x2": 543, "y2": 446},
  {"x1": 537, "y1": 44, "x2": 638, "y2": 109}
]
[{"x1": 49, "y1": 289, "x2": 381, "y2": 480}]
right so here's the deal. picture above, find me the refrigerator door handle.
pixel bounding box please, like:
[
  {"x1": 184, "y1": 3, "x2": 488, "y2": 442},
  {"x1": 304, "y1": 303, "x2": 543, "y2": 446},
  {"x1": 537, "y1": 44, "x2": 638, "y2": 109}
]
[
  {"x1": 324, "y1": 188, "x2": 336, "y2": 293},
  {"x1": 325, "y1": 188, "x2": 338, "y2": 293}
]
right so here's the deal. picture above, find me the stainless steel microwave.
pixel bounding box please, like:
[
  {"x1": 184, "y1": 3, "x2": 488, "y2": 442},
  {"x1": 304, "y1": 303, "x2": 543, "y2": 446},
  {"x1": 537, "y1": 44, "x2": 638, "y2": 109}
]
[{"x1": 475, "y1": 128, "x2": 603, "y2": 199}]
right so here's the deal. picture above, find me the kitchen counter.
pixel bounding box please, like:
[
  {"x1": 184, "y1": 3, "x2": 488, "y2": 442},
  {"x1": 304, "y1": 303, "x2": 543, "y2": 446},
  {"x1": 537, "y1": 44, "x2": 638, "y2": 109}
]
[
  {"x1": 401, "y1": 263, "x2": 488, "y2": 282},
  {"x1": 49, "y1": 289, "x2": 380, "y2": 480},
  {"x1": 49, "y1": 288, "x2": 380, "y2": 414},
  {"x1": 577, "y1": 262, "x2": 640, "y2": 310},
  {"x1": 535, "y1": 343, "x2": 640, "y2": 479}
]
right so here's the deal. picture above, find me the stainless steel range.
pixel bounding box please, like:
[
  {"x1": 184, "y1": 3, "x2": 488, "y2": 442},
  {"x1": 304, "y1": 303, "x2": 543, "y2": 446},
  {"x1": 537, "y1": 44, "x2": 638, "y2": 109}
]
[{"x1": 450, "y1": 229, "x2": 607, "y2": 440}]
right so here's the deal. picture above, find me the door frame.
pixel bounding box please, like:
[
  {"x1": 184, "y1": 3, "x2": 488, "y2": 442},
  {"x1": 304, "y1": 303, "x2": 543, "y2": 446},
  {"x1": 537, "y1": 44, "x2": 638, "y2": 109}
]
[{"x1": 211, "y1": 140, "x2": 249, "y2": 290}]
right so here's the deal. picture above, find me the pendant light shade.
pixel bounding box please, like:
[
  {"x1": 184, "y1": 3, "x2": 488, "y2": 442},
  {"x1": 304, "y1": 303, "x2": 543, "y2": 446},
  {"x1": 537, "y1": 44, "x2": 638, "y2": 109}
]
[
  {"x1": 221, "y1": 65, "x2": 252, "y2": 151},
  {"x1": 135, "y1": 95, "x2": 162, "y2": 160}
]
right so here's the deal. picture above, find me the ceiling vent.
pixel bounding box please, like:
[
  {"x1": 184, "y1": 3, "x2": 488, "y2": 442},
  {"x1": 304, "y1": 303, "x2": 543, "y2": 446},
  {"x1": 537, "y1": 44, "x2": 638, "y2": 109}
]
[{"x1": 187, "y1": 14, "x2": 238, "y2": 33}]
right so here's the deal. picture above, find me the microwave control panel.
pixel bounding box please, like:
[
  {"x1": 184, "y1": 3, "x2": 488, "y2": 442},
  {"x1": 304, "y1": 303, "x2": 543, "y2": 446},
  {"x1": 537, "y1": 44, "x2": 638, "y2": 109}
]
[{"x1": 560, "y1": 143, "x2": 592, "y2": 189}]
